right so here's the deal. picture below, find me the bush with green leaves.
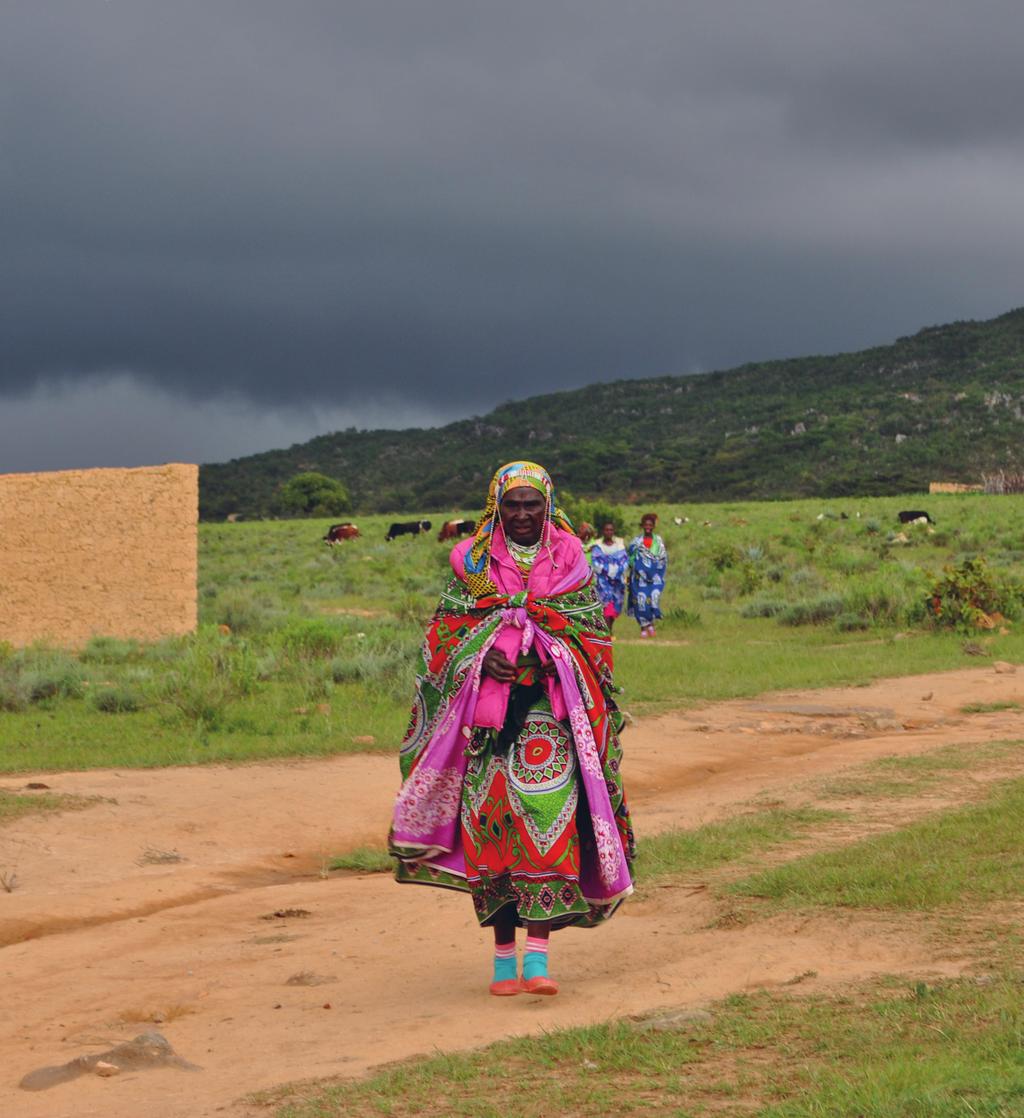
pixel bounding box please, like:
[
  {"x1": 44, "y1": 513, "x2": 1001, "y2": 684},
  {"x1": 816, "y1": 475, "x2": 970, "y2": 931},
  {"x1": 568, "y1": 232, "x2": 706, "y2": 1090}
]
[
  {"x1": 559, "y1": 492, "x2": 628, "y2": 536},
  {"x1": 274, "y1": 471, "x2": 351, "y2": 518},
  {"x1": 926, "y1": 557, "x2": 1024, "y2": 630}
]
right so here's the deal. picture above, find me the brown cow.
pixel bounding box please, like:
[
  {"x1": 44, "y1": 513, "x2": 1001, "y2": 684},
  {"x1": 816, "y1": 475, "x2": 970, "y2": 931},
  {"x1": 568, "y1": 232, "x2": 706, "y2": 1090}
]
[
  {"x1": 323, "y1": 522, "x2": 359, "y2": 544},
  {"x1": 437, "y1": 518, "x2": 474, "y2": 542}
]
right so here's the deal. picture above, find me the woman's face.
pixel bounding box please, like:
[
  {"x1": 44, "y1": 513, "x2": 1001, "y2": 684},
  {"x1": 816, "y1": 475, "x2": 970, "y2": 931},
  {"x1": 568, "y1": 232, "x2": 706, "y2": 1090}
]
[
  {"x1": 641, "y1": 516, "x2": 656, "y2": 534},
  {"x1": 601, "y1": 521, "x2": 616, "y2": 542},
  {"x1": 499, "y1": 485, "x2": 546, "y2": 545}
]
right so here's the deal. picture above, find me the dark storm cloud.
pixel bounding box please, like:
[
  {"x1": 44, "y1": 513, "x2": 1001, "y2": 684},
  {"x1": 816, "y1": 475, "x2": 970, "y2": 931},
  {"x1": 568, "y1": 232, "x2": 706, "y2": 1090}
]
[{"x1": 3, "y1": 0, "x2": 1024, "y2": 464}]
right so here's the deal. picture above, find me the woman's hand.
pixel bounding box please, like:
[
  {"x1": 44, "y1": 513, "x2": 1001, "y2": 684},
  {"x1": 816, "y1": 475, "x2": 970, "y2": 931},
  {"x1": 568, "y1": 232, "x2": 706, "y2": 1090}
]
[{"x1": 481, "y1": 648, "x2": 517, "y2": 682}]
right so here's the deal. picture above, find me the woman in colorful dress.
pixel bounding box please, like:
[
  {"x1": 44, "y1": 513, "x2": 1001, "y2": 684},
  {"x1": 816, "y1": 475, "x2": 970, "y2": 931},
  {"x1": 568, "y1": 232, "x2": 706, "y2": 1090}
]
[
  {"x1": 590, "y1": 519, "x2": 629, "y2": 631},
  {"x1": 389, "y1": 461, "x2": 635, "y2": 998},
  {"x1": 627, "y1": 512, "x2": 668, "y2": 638}
]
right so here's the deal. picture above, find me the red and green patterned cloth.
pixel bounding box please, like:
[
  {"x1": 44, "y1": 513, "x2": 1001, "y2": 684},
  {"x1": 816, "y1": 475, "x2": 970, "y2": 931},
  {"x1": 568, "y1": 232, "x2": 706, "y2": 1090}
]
[{"x1": 390, "y1": 574, "x2": 635, "y2": 928}]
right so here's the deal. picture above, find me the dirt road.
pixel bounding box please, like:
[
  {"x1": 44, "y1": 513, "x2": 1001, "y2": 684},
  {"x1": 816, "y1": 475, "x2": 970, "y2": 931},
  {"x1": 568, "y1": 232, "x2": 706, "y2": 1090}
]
[{"x1": 2, "y1": 665, "x2": 1021, "y2": 1117}]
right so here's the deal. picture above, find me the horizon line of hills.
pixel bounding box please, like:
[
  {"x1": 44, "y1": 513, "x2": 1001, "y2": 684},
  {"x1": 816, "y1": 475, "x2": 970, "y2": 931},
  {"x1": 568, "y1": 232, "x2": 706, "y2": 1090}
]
[{"x1": 199, "y1": 305, "x2": 1024, "y2": 520}]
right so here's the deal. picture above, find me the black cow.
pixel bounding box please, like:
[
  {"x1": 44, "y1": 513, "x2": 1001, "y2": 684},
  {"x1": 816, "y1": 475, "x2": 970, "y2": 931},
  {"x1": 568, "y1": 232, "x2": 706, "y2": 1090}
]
[
  {"x1": 897, "y1": 510, "x2": 934, "y2": 525},
  {"x1": 386, "y1": 519, "x2": 432, "y2": 541}
]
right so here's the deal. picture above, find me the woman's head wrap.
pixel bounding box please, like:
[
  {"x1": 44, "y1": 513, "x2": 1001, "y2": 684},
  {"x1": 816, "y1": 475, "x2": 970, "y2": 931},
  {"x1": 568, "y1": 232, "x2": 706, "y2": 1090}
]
[{"x1": 462, "y1": 460, "x2": 574, "y2": 599}]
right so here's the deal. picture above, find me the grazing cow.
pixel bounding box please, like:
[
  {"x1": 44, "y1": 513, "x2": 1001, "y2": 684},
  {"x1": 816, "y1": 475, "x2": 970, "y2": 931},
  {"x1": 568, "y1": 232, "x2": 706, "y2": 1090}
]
[
  {"x1": 576, "y1": 521, "x2": 595, "y2": 544},
  {"x1": 437, "y1": 518, "x2": 474, "y2": 542},
  {"x1": 672, "y1": 516, "x2": 690, "y2": 526},
  {"x1": 386, "y1": 519, "x2": 432, "y2": 541},
  {"x1": 323, "y1": 522, "x2": 359, "y2": 544},
  {"x1": 897, "y1": 510, "x2": 934, "y2": 525}
]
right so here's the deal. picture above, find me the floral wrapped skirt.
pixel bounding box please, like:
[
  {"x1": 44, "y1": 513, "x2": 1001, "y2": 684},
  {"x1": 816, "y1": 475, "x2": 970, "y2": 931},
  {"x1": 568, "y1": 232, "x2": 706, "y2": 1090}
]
[{"x1": 462, "y1": 689, "x2": 607, "y2": 928}]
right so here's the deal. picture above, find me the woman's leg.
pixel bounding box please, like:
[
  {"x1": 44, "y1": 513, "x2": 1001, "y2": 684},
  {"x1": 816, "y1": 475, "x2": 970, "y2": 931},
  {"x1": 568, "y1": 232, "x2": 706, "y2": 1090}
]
[
  {"x1": 489, "y1": 905, "x2": 520, "y2": 996},
  {"x1": 522, "y1": 920, "x2": 558, "y2": 994}
]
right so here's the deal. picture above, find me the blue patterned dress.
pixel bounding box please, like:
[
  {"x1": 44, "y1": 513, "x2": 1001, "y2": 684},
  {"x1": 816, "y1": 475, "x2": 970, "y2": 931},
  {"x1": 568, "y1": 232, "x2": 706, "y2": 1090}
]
[
  {"x1": 627, "y1": 534, "x2": 667, "y2": 627},
  {"x1": 590, "y1": 538, "x2": 629, "y2": 619}
]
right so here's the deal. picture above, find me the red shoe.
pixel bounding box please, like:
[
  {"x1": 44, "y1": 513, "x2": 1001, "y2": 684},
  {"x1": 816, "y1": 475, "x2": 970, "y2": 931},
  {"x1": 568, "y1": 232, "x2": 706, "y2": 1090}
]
[
  {"x1": 521, "y1": 975, "x2": 559, "y2": 996},
  {"x1": 489, "y1": 978, "x2": 522, "y2": 997}
]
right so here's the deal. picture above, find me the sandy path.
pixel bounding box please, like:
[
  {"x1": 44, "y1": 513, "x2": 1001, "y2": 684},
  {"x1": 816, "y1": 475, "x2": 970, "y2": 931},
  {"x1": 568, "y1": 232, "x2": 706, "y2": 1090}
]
[{"x1": 1, "y1": 664, "x2": 1021, "y2": 1117}]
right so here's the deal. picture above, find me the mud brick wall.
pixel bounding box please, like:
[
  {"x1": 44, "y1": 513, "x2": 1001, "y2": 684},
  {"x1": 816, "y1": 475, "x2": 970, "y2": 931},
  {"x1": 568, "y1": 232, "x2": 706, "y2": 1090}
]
[{"x1": 0, "y1": 463, "x2": 198, "y2": 648}]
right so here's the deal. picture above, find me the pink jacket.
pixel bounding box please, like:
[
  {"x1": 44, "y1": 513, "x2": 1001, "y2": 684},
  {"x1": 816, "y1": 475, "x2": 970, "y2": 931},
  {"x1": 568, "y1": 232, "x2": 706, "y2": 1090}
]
[{"x1": 450, "y1": 524, "x2": 588, "y2": 729}]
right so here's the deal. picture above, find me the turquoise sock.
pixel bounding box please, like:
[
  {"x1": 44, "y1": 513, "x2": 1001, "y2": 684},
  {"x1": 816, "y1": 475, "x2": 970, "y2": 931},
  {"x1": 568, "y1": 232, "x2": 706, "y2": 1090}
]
[
  {"x1": 493, "y1": 944, "x2": 517, "y2": 983},
  {"x1": 523, "y1": 935, "x2": 549, "y2": 980}
]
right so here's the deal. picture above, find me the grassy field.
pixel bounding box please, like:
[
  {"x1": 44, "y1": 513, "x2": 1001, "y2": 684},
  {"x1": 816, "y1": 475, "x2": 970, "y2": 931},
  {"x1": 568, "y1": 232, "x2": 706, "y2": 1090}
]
[{"x1": 2, "y1": 492, "x2": 1024, "y2": 773}]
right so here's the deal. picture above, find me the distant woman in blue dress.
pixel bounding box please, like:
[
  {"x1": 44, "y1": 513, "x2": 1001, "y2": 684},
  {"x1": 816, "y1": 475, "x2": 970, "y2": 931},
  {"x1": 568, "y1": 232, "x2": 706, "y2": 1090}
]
[
  {"x1": 590, "y1": 519, "x2": 629, "y2": 631},
  {"x1": 627, "y1": 512, "x2": 668, "y2": 638}
]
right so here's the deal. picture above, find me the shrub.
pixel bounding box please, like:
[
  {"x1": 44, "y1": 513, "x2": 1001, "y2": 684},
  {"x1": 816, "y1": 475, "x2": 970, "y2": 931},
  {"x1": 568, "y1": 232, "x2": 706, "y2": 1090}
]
[
  {"x1": 297, "y1": 662, "x2": 333, "y2": 703},
  {"x1": 330, "y1": 645, "x2": 415, "y2": 689},
  {"x1": 737, "y1": 561, "x2": 763, "y2": 595},
  {"x1": 212, "y1": 589, "x2": 271, "y2": 634},
  {"x1": 80, "y1": 636, "x2": 144, "y2": 664},
  {"x1": 701, "y1": 542, "x2": 741, "y2": 571},
  {"x1": 90, "y1": 685, "x2": 145, "y2": 713},
  {"x1": 0, "y1": 667, "x2": 30, "y2": 712},
  {"x1": 927, "y1": 557, "x2": 1024, "y2": 630},
  {"x1": 278, "y1": 618, "x2": 344, "y2": 660},
  {"x1": 664, "y1": 605, "x2": 702, "y2": 626},
  {"x1": 158, "y1": 631, "x2": 259, "y2": 731},
  {"x1": 0, "y1": 652, "x2": 83, "y2": 707},
  {"x1": 740, "y1": 598, "x2": 786, "y2": 619},
  {"x1": 779, "y1": 595, "x2": 844, "y2": 626},
  {"x1": 842, "y1": 569, "x2": 925, "y2": 627},
  {"x1": 560, "y1": 492, "x2": 628, "y2": 536},
  {"x1": 834, "y1": 612, "x2": 870, "y2": 632},
  {"x1": 274, "y1": 471, "x2": 351, "y2": 518},
  {"x1": 22, "y1": 664, "x2": 84, "y2": 703}
]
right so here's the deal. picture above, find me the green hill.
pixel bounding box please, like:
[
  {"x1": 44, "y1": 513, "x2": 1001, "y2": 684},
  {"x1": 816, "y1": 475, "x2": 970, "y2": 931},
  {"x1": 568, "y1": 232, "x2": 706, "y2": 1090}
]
[{"x1": 200, "y1": 307, "x2": 1024, "y2": 518}]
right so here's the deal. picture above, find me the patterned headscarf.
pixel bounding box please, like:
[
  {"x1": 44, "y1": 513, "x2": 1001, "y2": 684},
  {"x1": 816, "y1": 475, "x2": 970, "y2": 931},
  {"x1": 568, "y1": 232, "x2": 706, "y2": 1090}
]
[{"x1": 462, "y1": 460, "x2": 574, "y2": 599}]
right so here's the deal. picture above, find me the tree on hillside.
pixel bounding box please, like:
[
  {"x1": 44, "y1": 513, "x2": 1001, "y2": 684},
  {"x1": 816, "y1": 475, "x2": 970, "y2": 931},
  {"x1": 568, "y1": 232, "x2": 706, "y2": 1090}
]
[{"x1": 274, "y1": 472, "x2": 351, "y2": 517}]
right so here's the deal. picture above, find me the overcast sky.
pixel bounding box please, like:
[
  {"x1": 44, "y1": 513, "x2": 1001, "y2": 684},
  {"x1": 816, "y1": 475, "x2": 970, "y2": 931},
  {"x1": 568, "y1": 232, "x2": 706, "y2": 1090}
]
[{"x1": 3, "y1": 1, "x2": 1023, "y2": 472}]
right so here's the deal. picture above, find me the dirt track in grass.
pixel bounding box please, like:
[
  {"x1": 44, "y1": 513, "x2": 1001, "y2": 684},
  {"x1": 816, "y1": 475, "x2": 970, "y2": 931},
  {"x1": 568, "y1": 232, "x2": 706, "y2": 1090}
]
[{"x1": 2, "y1": 664, "x2": 1022, "y2": 1117}]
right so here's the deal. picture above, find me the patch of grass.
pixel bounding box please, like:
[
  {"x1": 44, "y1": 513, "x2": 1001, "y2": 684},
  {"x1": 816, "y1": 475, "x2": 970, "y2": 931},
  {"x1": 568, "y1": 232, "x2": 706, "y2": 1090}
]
[
  {"x1": 266, "y1": 971, "x2": 1024, "y2": 1118},
  {"x1": 960, "y1": 700, "x2": 1023, "y2": 714},
  {"x1": 817, "y1": 773, "x2": 926, "y2": 799},
  {"x1": 638, "y1": 807, "x2": 839, "y2": 883},
  {"x1": 0, "y1": 789, "x2": 104, "y2": 826},
  {"x1": 730, "y1": 776, "x2": 1024, "y2": 911},
  {"x1": 871, "y1": 738, "x2": 1024, "y2": 776},
  {"x1": 328, "y1": 847, "x2": 392, "y2": 874},
  {"x1": 818, "y1": 739, "x2": 1024, "y2": 798}
]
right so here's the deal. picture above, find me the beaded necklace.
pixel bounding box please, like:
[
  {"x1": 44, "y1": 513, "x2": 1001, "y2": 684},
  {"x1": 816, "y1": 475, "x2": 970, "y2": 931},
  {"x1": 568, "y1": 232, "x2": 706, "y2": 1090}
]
[{"x1": 506, "y1": 537, "x2": 542, "y2": 575}]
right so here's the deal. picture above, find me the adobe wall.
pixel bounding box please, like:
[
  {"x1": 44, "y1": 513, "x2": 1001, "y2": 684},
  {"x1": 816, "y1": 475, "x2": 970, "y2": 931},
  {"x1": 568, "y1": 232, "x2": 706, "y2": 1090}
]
[{"x1": 0, "y1": 463, "x2": 198, "y2": 648}]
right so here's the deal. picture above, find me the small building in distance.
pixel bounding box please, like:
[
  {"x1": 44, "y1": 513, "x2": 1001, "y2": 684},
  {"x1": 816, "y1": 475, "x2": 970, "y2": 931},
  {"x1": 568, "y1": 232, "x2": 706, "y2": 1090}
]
[{"x1": 928, "y1": 481, "x2": 983, "y2": 494}]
